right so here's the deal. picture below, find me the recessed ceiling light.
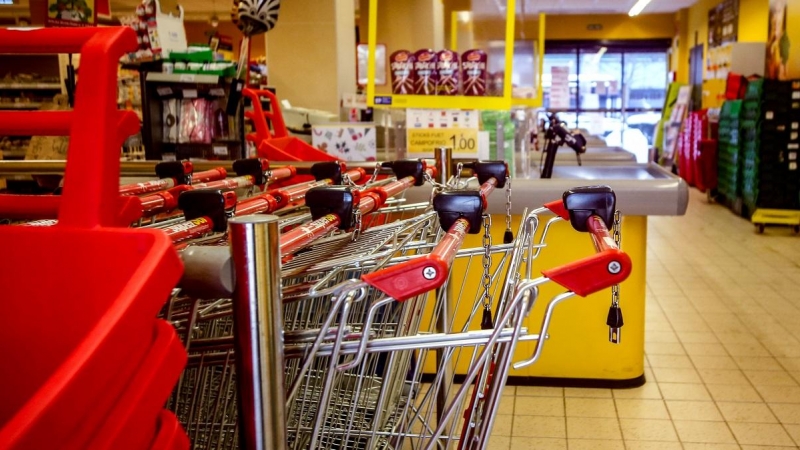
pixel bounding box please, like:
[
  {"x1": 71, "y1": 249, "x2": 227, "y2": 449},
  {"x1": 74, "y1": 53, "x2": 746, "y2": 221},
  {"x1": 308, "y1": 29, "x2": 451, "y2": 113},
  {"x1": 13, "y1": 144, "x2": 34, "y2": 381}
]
[
  {"x1": 629, "y1": 0, "x2": 653, "y2": 16},
  {"x1": 0, "y1": 0, "x2": 15, "y2": 5}
]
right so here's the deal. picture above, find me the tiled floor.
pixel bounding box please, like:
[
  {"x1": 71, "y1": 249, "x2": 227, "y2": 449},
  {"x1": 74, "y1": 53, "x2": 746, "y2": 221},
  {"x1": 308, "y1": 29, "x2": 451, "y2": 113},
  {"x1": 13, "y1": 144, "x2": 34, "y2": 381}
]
[{"x1": 489, "y1": 189, "x2": 800, "y2": 449}]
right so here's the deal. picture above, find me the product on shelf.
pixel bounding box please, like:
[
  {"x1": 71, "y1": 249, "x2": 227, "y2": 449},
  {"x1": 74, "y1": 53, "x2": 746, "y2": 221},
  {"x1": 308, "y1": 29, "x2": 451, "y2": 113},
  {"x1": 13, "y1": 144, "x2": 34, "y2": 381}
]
[
  {"x1": 390, "y1": 50, "x2": 415, "y2": 95},
  {"x1": 436, "y1": 49, "x2": 459, "y2": 96},
  {"x1": 413, "y1": 49, "x2": 438, "y2": 95},
  {"x1": 461, "y1": 49, "x2": 488, "y2": 96},
  {"x1": 163, "y1": 99, "x2": 178, "y2": 143}
]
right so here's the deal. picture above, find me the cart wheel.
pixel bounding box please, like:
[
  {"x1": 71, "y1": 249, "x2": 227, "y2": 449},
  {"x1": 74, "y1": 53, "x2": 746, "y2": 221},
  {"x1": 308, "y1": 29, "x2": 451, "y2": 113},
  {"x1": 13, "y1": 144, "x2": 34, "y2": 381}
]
[{"x1": 756, "y1": 223, "x2": 765, "y2": 234}]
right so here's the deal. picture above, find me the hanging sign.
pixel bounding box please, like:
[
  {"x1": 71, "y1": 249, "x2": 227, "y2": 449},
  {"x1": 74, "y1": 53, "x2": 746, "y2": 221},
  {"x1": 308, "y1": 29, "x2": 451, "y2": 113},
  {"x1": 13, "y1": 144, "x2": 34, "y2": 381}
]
[{"x1": 46, "y1": 0, "x2": 97, "y2": 27}]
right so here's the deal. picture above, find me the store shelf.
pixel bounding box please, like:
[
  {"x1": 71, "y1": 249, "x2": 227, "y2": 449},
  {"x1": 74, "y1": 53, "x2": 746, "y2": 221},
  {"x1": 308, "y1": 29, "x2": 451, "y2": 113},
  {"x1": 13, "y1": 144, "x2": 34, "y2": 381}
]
[
  {"x1": 145, "y1": 72, "x2": 221, "y2": 84},
  {"x1": 0, "y1": 82, "x2": 62, "y2": 90},
  {"x1": 0, "y1": 102, "x2": 42, "y2": 110},
  {"x1": 372, "y1": 94, "x2": 513, "y2": 110}
]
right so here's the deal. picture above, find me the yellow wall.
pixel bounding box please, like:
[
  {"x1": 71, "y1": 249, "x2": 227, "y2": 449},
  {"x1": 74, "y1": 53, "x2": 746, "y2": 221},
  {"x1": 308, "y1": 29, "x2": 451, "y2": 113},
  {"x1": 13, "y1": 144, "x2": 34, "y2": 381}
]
[{"x1": 672, "y1": 0, "x2": 769, "y2": 83}]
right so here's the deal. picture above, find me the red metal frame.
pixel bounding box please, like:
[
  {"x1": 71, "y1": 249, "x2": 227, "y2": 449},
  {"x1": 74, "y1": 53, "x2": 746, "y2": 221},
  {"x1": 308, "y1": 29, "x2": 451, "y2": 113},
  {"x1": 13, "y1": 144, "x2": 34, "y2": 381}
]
[{"x1": 0, "y1": 27, "x2": 188, "y2": 449}]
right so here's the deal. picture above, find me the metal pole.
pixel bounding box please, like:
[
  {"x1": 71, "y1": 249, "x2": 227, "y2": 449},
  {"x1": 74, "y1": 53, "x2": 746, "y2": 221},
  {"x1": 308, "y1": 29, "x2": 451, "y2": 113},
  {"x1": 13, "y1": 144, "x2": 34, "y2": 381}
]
[
  {"x1": 434, "y1": 146, "x2": 453, "y2": 185},
  {"x1": 229, "y1": 215, "x2": 286, "y2": 450}
]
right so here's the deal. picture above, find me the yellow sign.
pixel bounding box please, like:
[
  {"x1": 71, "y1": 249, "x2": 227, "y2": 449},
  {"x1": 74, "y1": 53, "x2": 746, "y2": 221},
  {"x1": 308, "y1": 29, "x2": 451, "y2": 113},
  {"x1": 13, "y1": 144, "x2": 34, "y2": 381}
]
[{"x1": 407, "y1": 128, "x2": 478, "y2": 156}]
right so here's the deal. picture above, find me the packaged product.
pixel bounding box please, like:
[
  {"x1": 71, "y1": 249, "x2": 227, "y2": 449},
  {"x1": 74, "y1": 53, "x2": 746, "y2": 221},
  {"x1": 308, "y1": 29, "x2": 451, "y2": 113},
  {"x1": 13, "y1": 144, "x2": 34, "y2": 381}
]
[
  {"x1": 461, "y1": 49, "x2": 488, "y2": 96},
  {"x1": 413, "y1": 49, "x2": 438, "y2": 95},
  {"x1": 436, "y1": 49, "x2": 459, "y2": 96},
  {"x1": 390, "y1": 50, "x2": 415, "y2": 94}
]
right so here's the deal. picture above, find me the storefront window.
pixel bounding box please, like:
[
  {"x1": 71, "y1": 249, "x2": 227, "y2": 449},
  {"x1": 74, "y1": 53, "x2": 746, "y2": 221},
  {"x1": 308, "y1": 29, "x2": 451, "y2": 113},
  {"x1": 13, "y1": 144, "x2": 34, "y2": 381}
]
[{"x1": 542, "y1": 41, "x2": 669, "y2": 162}]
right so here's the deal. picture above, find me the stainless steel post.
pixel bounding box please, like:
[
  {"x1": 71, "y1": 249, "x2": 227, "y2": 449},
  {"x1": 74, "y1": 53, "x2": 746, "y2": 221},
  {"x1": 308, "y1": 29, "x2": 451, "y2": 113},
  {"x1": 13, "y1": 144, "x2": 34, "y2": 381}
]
[
  {"x1": 229, "y1": 215, "x2": 286, "y2": 450},
  {"x1": 433, "y1": 146, "x2": 452, "y2": 185}
]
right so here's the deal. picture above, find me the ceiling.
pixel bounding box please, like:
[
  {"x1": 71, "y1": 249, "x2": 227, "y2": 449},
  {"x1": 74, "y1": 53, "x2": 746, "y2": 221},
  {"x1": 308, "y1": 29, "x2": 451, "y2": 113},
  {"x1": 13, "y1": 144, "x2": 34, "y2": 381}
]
[{"x1": 2, "y1": 0, "x2": 699, "y2": 21}]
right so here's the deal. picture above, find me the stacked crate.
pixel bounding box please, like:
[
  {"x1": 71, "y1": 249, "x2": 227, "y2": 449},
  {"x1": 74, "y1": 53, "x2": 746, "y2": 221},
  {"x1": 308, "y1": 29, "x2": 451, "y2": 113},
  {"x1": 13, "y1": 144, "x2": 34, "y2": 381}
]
[
  {"x1": 717, "y1": 100, "x2": 743, "y2": 202},
  {"x1": 740, "y1": 79, "x2": 800, "y2": 214}
]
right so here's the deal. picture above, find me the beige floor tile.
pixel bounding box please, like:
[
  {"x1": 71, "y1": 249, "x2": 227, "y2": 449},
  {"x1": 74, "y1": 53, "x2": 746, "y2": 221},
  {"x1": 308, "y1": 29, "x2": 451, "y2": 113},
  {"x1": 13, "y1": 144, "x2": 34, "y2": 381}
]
[
  {"x1": 728, "y1": 422, "x2": 796, "y2": 446},
  {"x1": 683, "y1": 343, "x2": 729, "y2": 356},
  {"x1": 705, "y1": 383, "x2": 763, "y2": 402},
  {"x1": 515, "y1": 386, "x2": 564, "y2": 397},
  {"x1": 723, "y1": 342, "x2": 771, "y2": 357},
  {"x1": 659, "y1": 383, "x2": 712, "y2": 401},
  {"x1": 678, "y1": 331, "x2": 721, "y2": 344},
  {"x1": 652, "y1": 367, "x2": 703, "y2": 383},
  {"x1": 563, "y1": 388, "x2": 612, "y2": 398},
  {"x1": 673, "y1": 420, "x2": 737, "y2": 444},
  {"x1": 756, "y1": 385, "x2": 800, "y2": 403},
  {"x1": 511, "y1": 415, "x2": 565, "y2": 438},
  {"x1": 501, "y1": 386, "x2": 516, "y2": 396},
  {"x1": 734, "y1": 356, "x2": 786, "y2": 371},
  {"x1": 740, "y1": 446, "x2": 800, "y2": 450},
  {"x1": 619, "y1": 418, "x2": 679, "y2": 441},
  {"x1": 716, "y1": 401, "x2": 778, "y2": 423},
  {"x1": 492, "y1": 414, "x2": 514, "y2": 436},
  {"x1": 690, "y1": 355, "x2": 739, "y2": 370},
  {"x1": 647, "y1": 354, "x2": 694, "y2": 368},
  {"x1": 665, "y1": 400, "x2": 724, "y2": 421},
  {"x1": 566, "y1": 438, "x2": 624, "y2": 450},
  {"x1": 646, "y1": 330, "x2": 680, "y2": 343},
  {"x1": 785, "y1": 424, "x2": 800, "y2": 445},
  {"x1": 564, "y1": 398, "x2": 616, "y2": 418},
  {"x1": 486, "y1": 435, "x2": 510, "y2": 450},
  {"x1": 744, "y1": 370, "x2": 800, "y2": 387},
  {"x1": 769, "y1": 403, "x2": 800, "y2": 424},
  {"x1": 612, "y1": 383, "x2": 663, "y2": 400},
  {"x1": 508, "y1": 436, "x2": 566, "y2": 450},
  {"x1": 624, "y1": 441, "x2": 683, "y2": 450},
  {"x1": 615, "y1": 399, "x2": 670, "y2": 419},
  {"x1": 514, "y1": 396, "x2": 564, "y2": 416},
  {"x1": 682, "y1": 444, "x2": 740, "y2": 450},
  {"x1": 645, "y1": 342, "x2": 686, "y2": 355},
  {"x1": 565, "y1": 417, "x2": 622, "y2": 440},
  {"x1": 497, "y1": 395, "x2": 514, "y2": 415},
  {"x1": 697, "y1": 368, "x2": 750, "y2": 385},
  {"x1": 779, "y1": 357, "x2": 800, "y2": 372}
]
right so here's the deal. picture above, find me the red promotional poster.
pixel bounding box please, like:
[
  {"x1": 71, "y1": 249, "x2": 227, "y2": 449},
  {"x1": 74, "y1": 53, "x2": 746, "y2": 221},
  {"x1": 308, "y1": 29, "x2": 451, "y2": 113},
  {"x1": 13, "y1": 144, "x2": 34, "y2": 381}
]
[
  {"x1": 96, "y1": 0, "x2": 111, "y2": 20},
  {"x1": 45, "y1": 0, "x2": 97, "y2": 27}
]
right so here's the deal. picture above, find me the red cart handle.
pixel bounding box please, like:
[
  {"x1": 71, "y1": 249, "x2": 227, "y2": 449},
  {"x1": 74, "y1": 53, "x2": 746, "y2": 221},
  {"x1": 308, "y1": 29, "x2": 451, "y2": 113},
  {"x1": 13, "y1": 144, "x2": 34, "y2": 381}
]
[
  {"x1": 541, "y1": 215, "x2": 631, "y2": 297},
  {"x1": 192, "y1": 167, "x2": 228, "y2": 183},
  {"x1": 0, "y1": 27, "x2": 139, "y2": 229},
  {"x1": 362, "y1": 218, "x2": 469, "y2": 301}
]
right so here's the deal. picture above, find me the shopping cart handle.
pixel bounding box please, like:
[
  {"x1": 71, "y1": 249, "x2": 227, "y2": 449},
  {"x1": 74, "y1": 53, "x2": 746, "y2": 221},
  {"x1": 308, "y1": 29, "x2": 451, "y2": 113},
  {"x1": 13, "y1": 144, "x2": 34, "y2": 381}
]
[
  {"x1": 562, "y1": 185, "x2": 616, "y2": 232},
  {"x1": 432, "y1": 191, "x2": 484, "y2": 234},
  {"x1": 464, "y1": 160, "x2": 509, "y2": 188},
  {"x1": 362, "y1": 218, "x2": 470, "y2": 301},
  {"x1": 541, "y1": 215, "x2": 631, "y2": 296},
  {"x1": 306, "y1": 186, "x2": 359, "y2": 230},
  {"x1": 155, "y1": 161, "x2": 193, "y2": 186},
  {"x1": 178, "y1": 190, "x2": 237, "y2": 232},
  {"x1": 382, "y1": 160, "x2": 429, "y2": 186},
  {"x1": 311, "y1": 161, "x2": 346, "y2": 184},
  {"x1": 232, "y1": 158, "x2": 271, "y2": 186}
]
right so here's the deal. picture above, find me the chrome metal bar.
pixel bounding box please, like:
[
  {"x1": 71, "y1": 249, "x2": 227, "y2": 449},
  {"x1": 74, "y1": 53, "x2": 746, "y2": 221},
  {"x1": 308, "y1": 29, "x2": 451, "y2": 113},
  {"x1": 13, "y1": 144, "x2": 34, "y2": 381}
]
[
  {"x1": 229, "y1": 214, "x2": 286, "y2": 450},
  {"x1": 434, "y1": 147, "x2": 453, "y2": 185}
]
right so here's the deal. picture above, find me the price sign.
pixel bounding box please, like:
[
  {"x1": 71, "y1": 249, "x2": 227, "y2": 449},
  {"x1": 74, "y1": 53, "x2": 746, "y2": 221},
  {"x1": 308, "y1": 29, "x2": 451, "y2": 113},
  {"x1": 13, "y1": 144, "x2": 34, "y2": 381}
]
[{"x1": 407, "y1": 128, "x2": 478, "y2": 157}]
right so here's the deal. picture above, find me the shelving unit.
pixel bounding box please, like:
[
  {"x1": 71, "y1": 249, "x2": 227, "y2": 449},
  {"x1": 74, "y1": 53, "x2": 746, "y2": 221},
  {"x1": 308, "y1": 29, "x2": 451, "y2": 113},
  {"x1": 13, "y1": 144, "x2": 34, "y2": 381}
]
[{"x1": 139, "y1": 70, "x2": 244, "y2": 161}]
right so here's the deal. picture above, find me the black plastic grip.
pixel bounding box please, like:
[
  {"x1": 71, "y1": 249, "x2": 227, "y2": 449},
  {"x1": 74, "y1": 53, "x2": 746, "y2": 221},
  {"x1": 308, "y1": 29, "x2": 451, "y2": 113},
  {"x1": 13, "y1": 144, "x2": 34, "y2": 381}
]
[
  {"x1": 311, "y1": 161, "x2": 344, "y2": 184},
  {"x1": 432, "y1": 191, "x2": 483, "y2": 234},
  {"x1": 465, "y1": 160, "x2": 508, "y2": 188},
  {"x1": 155, "y1": 160, "x2": 192, "y2": 185},
  {"x1": 382, "y1": 160, "x2": 426, "y2": 186},
  {"x1": 179, "y1": 189, "x2": 235, "y2": 232},
  {"x1": 232, "y1": 158, "x2": 269, "y2": 185},
  {"x1": 562, "y1": 185, "x2": 616, "y2": 232},
  {"x1": 305, "y1": 186, "x2": 357, "y2": 230}
]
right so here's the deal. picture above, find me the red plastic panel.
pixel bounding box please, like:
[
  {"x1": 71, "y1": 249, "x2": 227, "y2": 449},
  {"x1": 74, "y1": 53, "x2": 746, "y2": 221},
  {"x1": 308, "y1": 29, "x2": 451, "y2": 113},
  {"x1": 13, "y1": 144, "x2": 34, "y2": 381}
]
[{"x1": 149, "y1": 411, "x2": 189, "y2": 450}]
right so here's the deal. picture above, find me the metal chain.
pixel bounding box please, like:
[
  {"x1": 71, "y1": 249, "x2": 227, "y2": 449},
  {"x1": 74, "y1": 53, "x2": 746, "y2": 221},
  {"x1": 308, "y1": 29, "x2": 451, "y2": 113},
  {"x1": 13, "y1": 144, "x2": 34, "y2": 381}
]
[
  {"x1": 505, "y1": 177, "x2": 512, "y2": 232},
  {"x1": 611, "y1": 210, "x2": 621, "y2": 308},
  {"x1": 367, "y1": 163, "x2": 381, "y2": 185},
  {"x1": 342, "y1": 172, "x2": 356, "y2": 188},
  {"x1": 352, "y1": 210, "x2": 362, "y2": 241},
  {"x1": 452, "y1": 162, "x2": 465, "y2": 189},
  {"x1": 481, "y1": 214, "x2": 493, "y2": 308}
]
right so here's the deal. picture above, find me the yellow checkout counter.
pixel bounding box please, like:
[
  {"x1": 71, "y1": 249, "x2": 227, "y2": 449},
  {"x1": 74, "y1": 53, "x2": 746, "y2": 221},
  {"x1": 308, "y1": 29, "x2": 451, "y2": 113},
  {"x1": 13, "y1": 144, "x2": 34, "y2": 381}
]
[{"x1": 405, "y1": 163, "x2": 689, "y2": 388}]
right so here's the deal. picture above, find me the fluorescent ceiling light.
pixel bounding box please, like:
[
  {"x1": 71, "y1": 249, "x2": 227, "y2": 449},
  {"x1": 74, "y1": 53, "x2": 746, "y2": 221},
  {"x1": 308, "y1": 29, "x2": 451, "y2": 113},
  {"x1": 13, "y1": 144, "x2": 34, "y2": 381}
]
[
  {"x1": 457, "y1": 11, "x2": 472, "y2": 23},
  {"x1": 0, "y1": 0, "x2": 14, "y2": 4},
  {"x1": 628, "y1": 0, "x2": 652, "y2": 16}
]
